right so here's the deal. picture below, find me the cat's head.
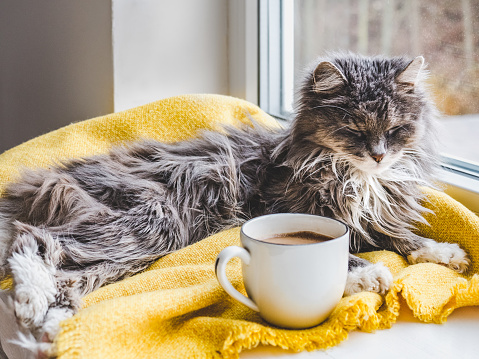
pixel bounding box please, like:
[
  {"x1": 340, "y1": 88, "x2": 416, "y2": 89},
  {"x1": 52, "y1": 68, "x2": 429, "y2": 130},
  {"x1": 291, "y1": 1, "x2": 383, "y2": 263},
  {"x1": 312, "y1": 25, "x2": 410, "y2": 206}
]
[{"x1": 293, "y1": 53, "x2": 436, "y2": 175}]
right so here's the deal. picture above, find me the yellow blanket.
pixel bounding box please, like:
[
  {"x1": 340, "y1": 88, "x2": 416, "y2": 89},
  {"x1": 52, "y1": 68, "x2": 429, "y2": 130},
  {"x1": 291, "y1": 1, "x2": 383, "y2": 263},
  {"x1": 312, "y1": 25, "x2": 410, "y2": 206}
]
[{"x1": 0, "y1": 94, "x2": 478, "y2": 359}]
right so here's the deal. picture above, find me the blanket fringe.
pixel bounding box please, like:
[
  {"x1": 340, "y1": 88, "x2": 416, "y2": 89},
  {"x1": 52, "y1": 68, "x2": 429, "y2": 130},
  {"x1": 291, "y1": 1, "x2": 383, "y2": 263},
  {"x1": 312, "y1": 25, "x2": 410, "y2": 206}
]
[{"x1": 221, "y1": 272, "x2": 479, "y2": 358}]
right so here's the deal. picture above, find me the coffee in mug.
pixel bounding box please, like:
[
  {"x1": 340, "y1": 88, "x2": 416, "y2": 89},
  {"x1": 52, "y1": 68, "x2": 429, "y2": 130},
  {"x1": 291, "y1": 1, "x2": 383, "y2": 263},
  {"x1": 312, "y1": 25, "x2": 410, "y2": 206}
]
[
  {"x1": 215, "y1": 213, "x2": 349, "y2": 329},
  {"x1": 259, "y1": 231, "x2": 334, "y2": 245}
]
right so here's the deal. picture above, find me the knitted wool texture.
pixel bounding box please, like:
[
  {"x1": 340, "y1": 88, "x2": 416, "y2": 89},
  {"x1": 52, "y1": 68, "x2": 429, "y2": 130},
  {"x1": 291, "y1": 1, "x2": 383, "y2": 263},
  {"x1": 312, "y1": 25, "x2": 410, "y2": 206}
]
[{"x1": 0, "y1": 94, "x2": 477, "y2": 359}]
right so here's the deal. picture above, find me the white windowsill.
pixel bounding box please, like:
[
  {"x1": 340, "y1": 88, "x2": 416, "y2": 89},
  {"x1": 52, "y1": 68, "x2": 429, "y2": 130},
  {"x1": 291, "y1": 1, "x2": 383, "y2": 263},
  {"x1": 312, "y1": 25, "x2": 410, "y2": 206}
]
[
  {"x1": 438, "y1": 167, "x2": 479, "y2": 214},
  {"x1": 240, "y1": 305, "x2": 479, "y2": 359}
]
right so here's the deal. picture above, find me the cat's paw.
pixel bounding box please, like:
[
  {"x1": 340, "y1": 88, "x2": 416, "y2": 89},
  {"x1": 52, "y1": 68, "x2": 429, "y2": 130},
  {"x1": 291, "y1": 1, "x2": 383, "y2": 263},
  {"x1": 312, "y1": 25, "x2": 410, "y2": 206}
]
[
  {"x1": 14, "y1": 286, "x2": 52, "y2": 329},
  {"x1": 407, "y1": 242, "x2": 469, "y2": 273},
  {"x1": 9, "y1": 250, "x2": 57, "y2": 329},
  {"x1": 344, "y1": 262, "x2": 393, "y2": 296}
]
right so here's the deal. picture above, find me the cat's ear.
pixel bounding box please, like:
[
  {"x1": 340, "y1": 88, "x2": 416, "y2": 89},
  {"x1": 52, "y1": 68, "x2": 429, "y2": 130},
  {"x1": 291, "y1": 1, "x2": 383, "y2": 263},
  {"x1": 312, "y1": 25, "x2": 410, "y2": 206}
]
[
  {"x1": 313, "y1": 62, "x2": 347, "y2": 93},
  {"x1": 396, "y1": 56, "x2": 424, "y2": 86}
]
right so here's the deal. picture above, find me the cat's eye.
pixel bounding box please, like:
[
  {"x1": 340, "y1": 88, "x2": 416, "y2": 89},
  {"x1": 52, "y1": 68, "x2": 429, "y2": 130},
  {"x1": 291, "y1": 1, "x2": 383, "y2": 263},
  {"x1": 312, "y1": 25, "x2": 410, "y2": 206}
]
[
  {"x1": 387, "y1": 126, "x2": 402, "y2": 136},
  {"x1": 346, "y1": 127, "x2": 363, "y2": 137}
]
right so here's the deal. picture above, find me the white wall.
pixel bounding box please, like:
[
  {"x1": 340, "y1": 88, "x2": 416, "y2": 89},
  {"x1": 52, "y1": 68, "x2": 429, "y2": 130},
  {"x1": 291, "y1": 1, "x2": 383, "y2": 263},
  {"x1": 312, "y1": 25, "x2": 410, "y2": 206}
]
[
  {"x1": 0, "y1": 0, "x2": 234, "y2": 152},
  {"x1": 112, "y1": 0, "x2": 229, "y2": 112}
]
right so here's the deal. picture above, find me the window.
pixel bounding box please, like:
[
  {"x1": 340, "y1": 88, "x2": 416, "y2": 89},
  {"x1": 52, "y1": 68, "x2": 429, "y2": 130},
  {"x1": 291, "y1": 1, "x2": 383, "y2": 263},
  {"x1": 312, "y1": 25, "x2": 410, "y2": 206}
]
[{"x1": 259, "y1": 0, "x2": 479, "y2": 211}]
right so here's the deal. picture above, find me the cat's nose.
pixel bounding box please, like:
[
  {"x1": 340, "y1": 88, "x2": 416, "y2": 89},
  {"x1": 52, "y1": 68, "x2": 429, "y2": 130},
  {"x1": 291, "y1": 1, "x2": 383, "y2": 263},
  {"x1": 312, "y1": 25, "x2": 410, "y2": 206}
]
[{"x1": 371, "y1": 153, "x2": 385, "y2": 163}]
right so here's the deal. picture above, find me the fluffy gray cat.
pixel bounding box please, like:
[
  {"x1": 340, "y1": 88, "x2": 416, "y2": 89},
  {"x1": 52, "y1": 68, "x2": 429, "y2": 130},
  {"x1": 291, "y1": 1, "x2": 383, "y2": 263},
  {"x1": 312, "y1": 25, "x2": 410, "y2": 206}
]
[{"x1": 0, "y1": 53, "x2": 469, "y2": 351}]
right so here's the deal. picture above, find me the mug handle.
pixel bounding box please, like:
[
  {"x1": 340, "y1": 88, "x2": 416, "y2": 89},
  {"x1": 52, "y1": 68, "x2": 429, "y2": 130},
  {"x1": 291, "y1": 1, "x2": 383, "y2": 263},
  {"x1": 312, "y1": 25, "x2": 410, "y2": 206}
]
[{"x1": 215, "y1": 246, "x2": 259, "y2": 312}]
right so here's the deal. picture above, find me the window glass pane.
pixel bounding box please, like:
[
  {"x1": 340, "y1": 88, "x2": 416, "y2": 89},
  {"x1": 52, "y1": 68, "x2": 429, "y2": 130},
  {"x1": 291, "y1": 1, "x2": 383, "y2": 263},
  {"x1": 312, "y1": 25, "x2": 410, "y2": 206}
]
[{"x1": 291, "y1": 0, "x2": 479, "y2": 167}]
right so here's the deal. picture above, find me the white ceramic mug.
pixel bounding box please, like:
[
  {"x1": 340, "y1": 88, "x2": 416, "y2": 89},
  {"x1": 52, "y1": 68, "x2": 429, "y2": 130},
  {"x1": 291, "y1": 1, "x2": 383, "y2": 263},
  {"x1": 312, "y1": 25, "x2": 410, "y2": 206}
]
[{"x1": 215, "y1": 213, "x2": 349, "y2": 329}]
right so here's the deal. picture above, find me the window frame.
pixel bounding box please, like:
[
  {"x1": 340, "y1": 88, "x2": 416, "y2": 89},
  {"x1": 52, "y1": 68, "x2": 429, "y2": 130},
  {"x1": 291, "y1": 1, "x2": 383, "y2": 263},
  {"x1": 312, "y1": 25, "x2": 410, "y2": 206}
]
[{"x1": 256, "y1": 0, "x2": 479, "y2": 213}]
